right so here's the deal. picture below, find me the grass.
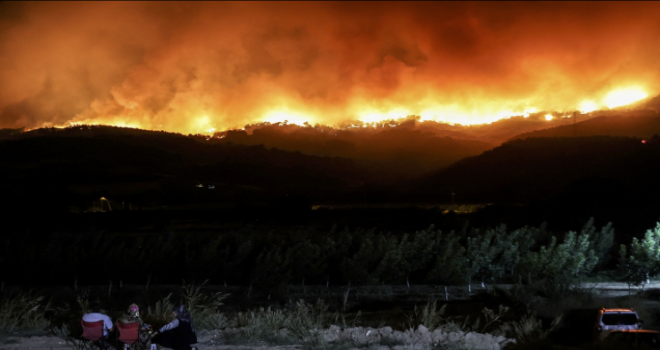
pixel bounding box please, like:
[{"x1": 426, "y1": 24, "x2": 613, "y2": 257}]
[
  {"x1": 181, "y1": 280, "x2": 230, "y2": 330},
  {"x1": 0, "y1": 293, "x2": 50, "y2": 336},
  {"x1": 407, "y1": 300, "x2": 447, "y2": 331},
  {"x1": 228, "y1": 299, "x2": 330, "y2": 346},
  {"x1": 506, "y1": 309, "x2": 562, "y2": 343},
  {"x1": 405, "y1": 300, "x2": 512, "y2": 337},
  {"x1": 229, "y1": 307, "x2": 296, "y2": 345},
  {"x1": 0, "y1": 282, "x2": 612, "y2": 349},
  {"x1": 143, "y1": 293, "x2": 175, "y2": 329},
  {"x1": 485, "y1": 278, "x2": 598, "y2": 320}
]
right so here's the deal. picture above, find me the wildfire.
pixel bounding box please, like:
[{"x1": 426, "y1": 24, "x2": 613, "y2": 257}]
[
  {"x1": 359, "y1": 108, "x2": 413, "y2": 124},
  {"x1": 262, "y1": 110, "x2": 312, "y2": 126},
  {"x1": 3, "y1": 2, "x2": 660, "y2": 137},
  {"x1": 604, "y1": 89, "x2": 648, "y2": 109},
  {"x1": 64, "y1": 120, "x2": 143, "y2": 130},
  {"x1": 579, "y1": 101, "x2": 598, "y2": 113},
  {"x1": 253, "y1": 86, "x2": 648, "y2": 133},
  {"x1": 575, "y1": 88, "x2": 647, "y2": 114},
  {"x1": 195, "y1": 116, "x2": 215, "y2": 134},
  {"x1": 53, "y1": 85, "x2": 651, "y2": 135}
]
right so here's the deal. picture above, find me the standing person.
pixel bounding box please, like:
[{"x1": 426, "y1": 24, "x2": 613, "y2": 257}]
[
  {"x1": 151, "y1": 305, "x2": 197, "y2": 350},
  {"x1": 82, "y1": 302, "x2": 114, "y2": 338}
]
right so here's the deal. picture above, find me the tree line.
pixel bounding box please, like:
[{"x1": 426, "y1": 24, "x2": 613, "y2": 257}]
[{"x1": 3, "y1": 218, "x2": 660, "y2": 290}]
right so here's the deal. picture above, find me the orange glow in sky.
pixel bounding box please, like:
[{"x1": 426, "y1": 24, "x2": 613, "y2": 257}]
[{"x1": 0, "y1": 2, "x2": 658, "y2": 134}]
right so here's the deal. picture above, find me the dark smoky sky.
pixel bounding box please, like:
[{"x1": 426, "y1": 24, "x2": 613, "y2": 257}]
[{"x1": 1, "y1": 1, "x2": 659, "y2": 133}]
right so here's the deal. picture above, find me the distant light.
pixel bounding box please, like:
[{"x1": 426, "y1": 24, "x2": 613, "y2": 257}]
[
  {"x1": 642, "y1": 139, "x2": 647, "y2": 144},
  {"x1": 545, "y1": 114, "x2": 553, "y2": 121}
]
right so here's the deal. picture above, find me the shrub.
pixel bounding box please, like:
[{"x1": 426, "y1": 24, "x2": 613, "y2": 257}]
[
  {"x1": 0, "y1": 293, "x2": 50, "y2": 335},
  {"x1": 504, "y1": 309, "x2": 561, "y2": 343},
  {"x1": 181, "y1": 280, "x2": 230, "y2": 330},
  {"x1": 143, "y1": 294, "x2": 174, "y2": 329},
  {"x1": 233, "y1": 307, "x2": 296, "y2": 345},
  {"x1": 407, "y1": 301, "x2": 446, "y2": 331},
  {"x1": 286, "y1": 299, "x2": 328, "y2": 346}
]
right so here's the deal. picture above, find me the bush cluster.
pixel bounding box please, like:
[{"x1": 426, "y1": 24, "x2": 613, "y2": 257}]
[{"x1": 0, "y1": 218, "x2": 623, "y2": 291}]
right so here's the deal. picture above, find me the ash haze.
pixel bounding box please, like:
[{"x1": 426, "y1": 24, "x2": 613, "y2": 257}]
[{"x1": 1, "y1": 1, "x2": 659, "y2": 134}]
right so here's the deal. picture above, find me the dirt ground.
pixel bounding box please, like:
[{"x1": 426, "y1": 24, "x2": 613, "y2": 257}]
[{"x1": 0, "y1": 326, "x2": 513, "y2": 350}]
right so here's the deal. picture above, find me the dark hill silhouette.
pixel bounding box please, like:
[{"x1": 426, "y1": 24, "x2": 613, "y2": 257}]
[
  {"x1": 414, "y1": 106, "x2": 660, "y2": 144},
  {"x1": 0, "y1": 127, "x2": 24, "y2": 139},
  {"x1": 418, "y1": 136, "x2": 660, "y2": 208},
  {"x1": 508, "y1": 111, "x2": 660, "y2": 141},
  {"x1": 216, "y1": 120, "x2": 494, "y2": 179},
  {"x1": 415, "y1": 134, "x2": 660, "y2": 236},
  {"x1": 432, "y1": 115, "x2": 572, "y2": 144},
  {"x1": 0, "y1": 125, "x2": 375, "y2": 213}
]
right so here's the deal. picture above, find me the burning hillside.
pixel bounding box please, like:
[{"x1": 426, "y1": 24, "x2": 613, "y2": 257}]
[{"x1": 0, "y1": 2, "x2": 658, "y2": 133}]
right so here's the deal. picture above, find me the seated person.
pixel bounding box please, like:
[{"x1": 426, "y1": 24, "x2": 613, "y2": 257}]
[
  {"x1": 118, "y1": 303, "x2": 151, "y2": 343},
  {"x1": 151, "y1": 305, "x2": 197, "y2": 350},
  {"x1": 82, "y1": 302, "x2": 114, "y2": 338},
  {"x1": 118, "y1": 303, "x2": 142, "y2": 324}
]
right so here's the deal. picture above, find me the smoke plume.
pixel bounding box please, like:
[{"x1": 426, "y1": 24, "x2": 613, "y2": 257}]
[{"x1": 1, "y1": 2, "x2": 660, "y2": 133}]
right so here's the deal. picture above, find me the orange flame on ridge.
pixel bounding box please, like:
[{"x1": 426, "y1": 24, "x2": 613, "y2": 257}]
[{"x1": 2, "y1": 3, "x2": 657, "y2": 135}]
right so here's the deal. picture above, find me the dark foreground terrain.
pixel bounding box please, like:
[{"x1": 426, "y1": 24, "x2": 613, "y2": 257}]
[
  {"x1": 2, "y1": 281, "x2": 660, "y2": 349},
  {"x1": 4, "y1": 114, "x2": 660, "y2": 349}
]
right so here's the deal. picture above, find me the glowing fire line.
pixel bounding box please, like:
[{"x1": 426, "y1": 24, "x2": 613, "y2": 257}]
[{"x1": 52, "y1": 87, "x2": 649, "y2": 134}]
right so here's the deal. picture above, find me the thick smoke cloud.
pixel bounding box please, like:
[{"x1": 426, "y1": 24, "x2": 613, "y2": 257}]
[{"x1": 1, "y1": 2, "x2": 660, "y2": 133}]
